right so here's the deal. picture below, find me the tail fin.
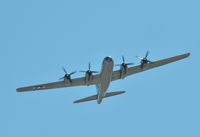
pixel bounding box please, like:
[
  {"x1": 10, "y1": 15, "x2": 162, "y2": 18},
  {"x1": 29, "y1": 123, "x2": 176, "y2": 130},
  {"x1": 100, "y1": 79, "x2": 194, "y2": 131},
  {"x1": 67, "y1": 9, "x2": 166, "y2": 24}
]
[{"x1": 74, "y1": 91, "x2": 126, "y2": 103}]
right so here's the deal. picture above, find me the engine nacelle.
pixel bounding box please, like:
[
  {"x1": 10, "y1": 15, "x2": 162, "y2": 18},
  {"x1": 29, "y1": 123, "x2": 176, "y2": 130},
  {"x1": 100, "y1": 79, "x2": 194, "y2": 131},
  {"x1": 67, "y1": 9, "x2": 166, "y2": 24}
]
[{"x1": 119, "y1": 65, "x2": 128, "y2": 79}]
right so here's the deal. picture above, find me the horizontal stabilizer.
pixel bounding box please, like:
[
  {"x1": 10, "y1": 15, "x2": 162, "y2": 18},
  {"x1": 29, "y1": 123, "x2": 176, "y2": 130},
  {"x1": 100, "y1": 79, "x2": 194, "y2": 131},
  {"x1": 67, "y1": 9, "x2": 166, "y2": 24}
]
[
  {"x1": 74, "y1": 91, "x2": 126, "y2": 103},
  {"x1": 74, "y1": 95, "x2": 98, "y2": 103},
  {"x1": 104, "y1": 91, "x2": 125, "y2": 98}
]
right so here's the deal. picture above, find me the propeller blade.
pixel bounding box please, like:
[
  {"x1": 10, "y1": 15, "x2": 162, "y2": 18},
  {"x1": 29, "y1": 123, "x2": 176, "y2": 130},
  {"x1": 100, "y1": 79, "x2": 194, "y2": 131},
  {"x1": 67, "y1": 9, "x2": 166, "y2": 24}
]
[
  {"x1": 70, "y1": 71, "x2": 76, "y2": 75},
  {"x1": 136, "y1": 56, "x2": 143, "y2": 60},
  {"x1": 145, "y1": 51, "x2": 149, "y2": 58},
  {"x1": 147, "y1": 60, "x2": 153, "y2": 63},
  {"x1": 122, "y1": 55, "x2": 125, "y2": 63},
  {"x1": 80, "y1": 71, "x2": 87, "y2": 72},
  {"x1": 126, "y1": 63, "x2": 134, "y2": 65},
  {"x1": 59, "y1": 77, "x2": 64, "y2": 80},
  {"x1": 91, "y1": 71, "x2": 98, "y2": 73},
  {"x1": 88, "y1": 62, "x2": 91, "y2": 70},
  {"x1": 62, "y1": 67, "x2": 67, "y2": 74}
]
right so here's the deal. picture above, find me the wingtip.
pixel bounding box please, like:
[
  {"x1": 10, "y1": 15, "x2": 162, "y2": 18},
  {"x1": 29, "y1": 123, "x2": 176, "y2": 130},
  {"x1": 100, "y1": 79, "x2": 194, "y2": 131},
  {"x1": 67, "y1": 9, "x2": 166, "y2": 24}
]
[
  {"x1": 73, "y1": 101, "x2": 79, "y2": 103},
  {"x1": 186, "y1": 53, "x2": 191, "y2": 57},
  {"x1": 16, "y1": 88, "x2": 21, "y2": 92},
  {"x1": 181, "y1": 53, "x2": 191, "y2": 58},
  {"x1": 16, "y1": 88, "x2": 25, "y2": 92}
]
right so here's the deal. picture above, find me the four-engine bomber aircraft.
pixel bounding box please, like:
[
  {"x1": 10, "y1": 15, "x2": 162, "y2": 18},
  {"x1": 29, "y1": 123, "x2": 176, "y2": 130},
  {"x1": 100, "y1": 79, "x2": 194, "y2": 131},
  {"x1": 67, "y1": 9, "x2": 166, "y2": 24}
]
[{"x1": 17, "y1": 52, "x2": 190, "y2": 104}]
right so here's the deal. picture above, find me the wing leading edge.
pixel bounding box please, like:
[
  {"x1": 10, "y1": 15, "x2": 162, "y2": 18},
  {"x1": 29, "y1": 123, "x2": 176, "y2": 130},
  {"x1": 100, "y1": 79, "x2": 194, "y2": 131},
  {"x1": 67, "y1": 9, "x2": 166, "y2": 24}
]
[
  {"x1": 17, "y1": 53, "x2": 190, "y2": 92},
  {"x1": 112, "y1": 53, "x2": 190, "y2": 81}
]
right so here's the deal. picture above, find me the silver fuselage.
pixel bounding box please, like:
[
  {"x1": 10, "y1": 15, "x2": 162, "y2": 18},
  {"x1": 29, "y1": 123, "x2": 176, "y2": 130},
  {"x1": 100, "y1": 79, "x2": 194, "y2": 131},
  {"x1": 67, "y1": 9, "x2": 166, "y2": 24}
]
[{"x1": 96, "y1": 56, "x2": 114, "y2": 104}]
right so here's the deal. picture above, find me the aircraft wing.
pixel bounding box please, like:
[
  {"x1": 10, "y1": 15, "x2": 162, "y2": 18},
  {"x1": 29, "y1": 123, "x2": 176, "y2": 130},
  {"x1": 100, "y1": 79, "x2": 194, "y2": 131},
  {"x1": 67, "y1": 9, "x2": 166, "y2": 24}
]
[
  {"x1": 111, "y1": 53, "x2": 190, "y2": 81},
  {"x1": 17, "y1": 75, "x2": 101, "y2": 92}
]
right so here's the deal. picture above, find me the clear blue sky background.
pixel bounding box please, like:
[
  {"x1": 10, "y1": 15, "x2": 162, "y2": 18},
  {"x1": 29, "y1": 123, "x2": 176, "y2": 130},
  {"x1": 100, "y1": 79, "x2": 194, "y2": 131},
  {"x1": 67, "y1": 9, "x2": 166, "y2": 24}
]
[{"x1": 0, "y1": 0, "x2": 199, "y2": 137}]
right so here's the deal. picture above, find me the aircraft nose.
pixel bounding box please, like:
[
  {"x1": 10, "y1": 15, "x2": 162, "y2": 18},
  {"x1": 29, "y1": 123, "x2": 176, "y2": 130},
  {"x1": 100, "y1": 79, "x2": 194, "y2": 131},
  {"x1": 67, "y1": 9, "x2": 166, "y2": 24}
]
[{"x1": 105, "y1": 56, "x2": 112, "y2": 62}]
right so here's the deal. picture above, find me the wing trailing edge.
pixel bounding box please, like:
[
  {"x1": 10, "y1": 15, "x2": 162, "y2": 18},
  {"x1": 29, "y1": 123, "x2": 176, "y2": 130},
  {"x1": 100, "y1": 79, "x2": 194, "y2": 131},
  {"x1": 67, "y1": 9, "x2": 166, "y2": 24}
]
[{"x1": 74, "y1": 91, "x2": 126, "y2": 103}]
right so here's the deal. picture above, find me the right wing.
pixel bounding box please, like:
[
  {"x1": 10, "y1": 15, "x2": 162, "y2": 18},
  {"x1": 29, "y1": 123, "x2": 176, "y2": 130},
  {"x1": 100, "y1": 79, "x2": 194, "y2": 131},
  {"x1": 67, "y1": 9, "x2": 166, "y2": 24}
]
[
  {"x1": 112, "y1": 53, "x2": 190, "y2": 81},
  {"x1": 17, "y1": 74, "x2": 101, "y2": 92}
]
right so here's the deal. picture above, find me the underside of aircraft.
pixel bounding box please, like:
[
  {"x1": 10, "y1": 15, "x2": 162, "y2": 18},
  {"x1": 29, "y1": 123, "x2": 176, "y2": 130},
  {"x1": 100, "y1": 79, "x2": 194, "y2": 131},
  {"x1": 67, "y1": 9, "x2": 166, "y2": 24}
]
[{"x1": 17, "y1": 52, "x2": 190, "y2": 104}]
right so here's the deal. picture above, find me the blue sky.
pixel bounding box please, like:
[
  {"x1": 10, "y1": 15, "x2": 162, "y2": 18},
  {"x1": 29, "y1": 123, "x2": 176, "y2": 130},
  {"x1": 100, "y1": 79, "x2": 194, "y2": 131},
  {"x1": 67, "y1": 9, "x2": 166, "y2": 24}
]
[{"x1": 0, "y1": 0, "x2": 199, "y2": 137}]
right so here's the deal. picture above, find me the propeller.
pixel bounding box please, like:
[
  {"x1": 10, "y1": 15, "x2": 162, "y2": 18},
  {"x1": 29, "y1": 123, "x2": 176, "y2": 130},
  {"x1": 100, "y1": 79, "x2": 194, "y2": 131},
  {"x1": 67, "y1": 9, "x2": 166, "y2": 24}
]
[
  {"x1": 136, "y1": 51, "x2": 153, "y2": 68},
  {"x1": 136, "y1": 51, "x2": 152, "y2": 63},
  {"x1": 59, "y1": 67, "x2": 76, "y2": 82},
  {"x1": 115, "y1": 55, "x2": 134, "y2": 67},
  {"x1": 80, "y1": 63, "x2": 98, "y2": 76}
]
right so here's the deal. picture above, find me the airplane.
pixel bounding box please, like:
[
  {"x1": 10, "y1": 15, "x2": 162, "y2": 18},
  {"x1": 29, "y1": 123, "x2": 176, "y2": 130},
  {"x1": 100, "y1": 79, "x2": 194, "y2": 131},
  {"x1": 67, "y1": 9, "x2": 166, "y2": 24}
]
[{"x1": 16, "y1": 52, "x2": 190, "y2": 104}]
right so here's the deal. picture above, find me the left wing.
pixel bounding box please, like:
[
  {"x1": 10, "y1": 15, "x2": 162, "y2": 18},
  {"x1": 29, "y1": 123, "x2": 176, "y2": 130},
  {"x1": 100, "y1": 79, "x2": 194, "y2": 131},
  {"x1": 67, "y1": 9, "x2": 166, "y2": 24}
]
[
  {"x1": 17, "y1": 74, "x2": 101, "y2": 92},
  {"x1": 112, "y1": 53, "x2": 190, "y2": 81}
]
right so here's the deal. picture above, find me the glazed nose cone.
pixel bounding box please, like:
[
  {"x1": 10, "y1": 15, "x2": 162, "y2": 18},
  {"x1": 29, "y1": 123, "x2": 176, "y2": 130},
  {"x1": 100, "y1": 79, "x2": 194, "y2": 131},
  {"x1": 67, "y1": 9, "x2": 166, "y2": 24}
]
[{"x1": 105, "y1": 56, "x2": 112, "y2": 62}]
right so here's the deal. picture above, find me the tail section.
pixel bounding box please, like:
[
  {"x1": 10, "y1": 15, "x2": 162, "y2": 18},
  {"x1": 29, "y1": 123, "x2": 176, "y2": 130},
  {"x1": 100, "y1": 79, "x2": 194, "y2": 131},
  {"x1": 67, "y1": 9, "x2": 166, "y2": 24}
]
[
  {"x1": 74, "y1": 91, "x2": 126, "y2": 104},
  {"x1": 74, "y1": 94, "x2": 98, "y2": 103},
  {"x1": 104, "y1": 91, "x2": 125, "y2": 98}
]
